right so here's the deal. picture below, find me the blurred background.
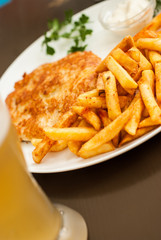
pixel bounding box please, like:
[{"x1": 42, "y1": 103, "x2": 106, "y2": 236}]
[{"x1": 0, "y1": 0, "x2": 103, "y2": 77}]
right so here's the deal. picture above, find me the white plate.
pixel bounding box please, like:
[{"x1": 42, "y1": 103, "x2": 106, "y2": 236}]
[{"x1": 0, "y1": 1, "x2": 161, "y2": 173}]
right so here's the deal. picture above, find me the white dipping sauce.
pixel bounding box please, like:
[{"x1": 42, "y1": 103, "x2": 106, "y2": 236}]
[{"x1": 107, "y1": 0, "x2": 149, "y2": 24}]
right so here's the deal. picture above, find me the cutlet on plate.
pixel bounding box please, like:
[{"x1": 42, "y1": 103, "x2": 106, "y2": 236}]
[{"x1": 6, "y1": 51, "x2": 101, "y2": 141}]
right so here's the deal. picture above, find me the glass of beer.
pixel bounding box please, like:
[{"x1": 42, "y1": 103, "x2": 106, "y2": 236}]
[{"x1": 0, "y1": 98, "x2": 87, "y2": 240}]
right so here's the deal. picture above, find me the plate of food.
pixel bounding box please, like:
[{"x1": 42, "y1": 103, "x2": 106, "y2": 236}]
[{"x1": 1, "y1": 1, "x2": 161, "y2": 173}]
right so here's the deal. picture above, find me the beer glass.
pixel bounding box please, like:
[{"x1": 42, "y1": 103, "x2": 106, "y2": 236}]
[{"x1": 0, "y1": 98, "x2": 87, "y2": 240}]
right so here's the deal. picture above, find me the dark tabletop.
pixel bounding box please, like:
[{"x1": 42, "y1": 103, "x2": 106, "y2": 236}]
[{"x1": 1, "y1": 0, "x2": 161, "y2": 239}]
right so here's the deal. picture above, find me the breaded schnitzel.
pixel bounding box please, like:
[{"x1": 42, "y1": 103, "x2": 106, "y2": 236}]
[{"x1": 6, "y1": 51, "x2": 101, "y2": 141}]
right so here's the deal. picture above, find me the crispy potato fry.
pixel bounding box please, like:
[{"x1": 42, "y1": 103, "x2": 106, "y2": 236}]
[
  {"x1": 97, "y1": 109, "x2": 111, "y2": 127},
  {"x1": 139, "y1": 77, "x2": 161, "y2": 122},
  {"x1": 76, "y1": 96, "x2": 106, "y2": 108},
  {"x1": 111, "y1": 47, "x2": 138, "y2": 75},
  {"x1": 112, "y1": 35, "x2": 135, "y2": 53},
  {"x1": 156, "y1": 31, "x2": 161, "y2": 38},
  {"x1": 31, "y1": 139, "x2": 67, "y2": 152},
  {"x1": 141, "y1": 70, "x2": 154, "y2": 118},
  {"x1": 78, "y1": 142, "x2": 115, "y2": 159},
  {"x1": 68, "y1": 141, "x2": 83, "y2": 155},
  {"x1": 97, "y1": 73, "x2": 105, "y2": 90},
  {"x1": 78, "y1": 103, "x2": 134, "y2": 152},
  {"x1": 127, "y1": 47, "x2": 140, "y2": 62},
  {"x1": 136, "y1": 38, "x2": 161, "y2": 51},
  {"x1": 102, "y1": 71, "x2": 121, "y2": 120},
  {"x1": 134, "y1": 14, "x2": 161, "y2": 41},
  {"x1": 142, "y1": 108, "x2": 149, "y2": 118},
  {"x1": 139, "y1": 117, "x2": 161, "y2": 128},
  {"x1": 68, "y1": 119, "x2": 90, "y2": 155},
  {"x1": 72, "y1": 106, "x2": 101, "y2": 131},
  {"x1": 32, "y1": 136, "x2": 54, "y2": 163},
  {"x1": 149, "y1": 51, "x2": 161, "y2": 67},
  {"x1": 117, "y1": 82, "x2": 129, "y2": 96},
  {"x1": 124, "y1": 97, "x2": 143, "y2": 135},
  {"x1": 112, "y1": 134, "x2": 120, "y2": 148},
  {"x1": 106, "y1": 56, "x2": 138, "y2": 93},
  {"x1": 142, "y1": 70, "x2": 155, "y2": 93},
  {"x1": 155, "y1": 62, "x2": 161, "y2": 102},
  {"x1": 127, "y1": 47, "x2": 152, "y2": 71},
  {"x1": 45, "y1": 127, "x2": 97, "y2": 141},
  {"x1": 77, "y1": 89, "x2": 99, "y2": 100},
  {"x1": 144, "y1": 49, "x2": 150, "y2": 61},
  {"x1": 119, "y1": 127, "x2": 155, "y2": 146},
  {"x1": 32, "y1": 110, "x2": 77, "y2": 163},
  {"x1": 97, "y1": 108, "x2": 120, "y2": 147},
  {"x1": 134, "y1": 30, "x2": 158, "y2": 41},
  {"x1": 96, "y1": 35, "x2": 135, "y2": 73},
  {"x1": 119, "y1": 95, "x2": 132, "y2": 109}
]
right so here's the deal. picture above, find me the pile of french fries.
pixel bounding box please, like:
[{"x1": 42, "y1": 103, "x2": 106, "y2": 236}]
[{"x1": 32, "y1": 13, "x2": 161, "y2": 163}]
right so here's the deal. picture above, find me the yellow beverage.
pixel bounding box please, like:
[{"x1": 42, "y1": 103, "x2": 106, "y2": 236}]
[{"x1": 0, "y1": 103, "x2": 62, "y2": 240}]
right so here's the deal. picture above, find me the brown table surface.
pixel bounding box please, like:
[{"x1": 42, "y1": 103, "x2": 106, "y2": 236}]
[{"x1": 1, "y1": 0, "x2": 161, "y2": 239}]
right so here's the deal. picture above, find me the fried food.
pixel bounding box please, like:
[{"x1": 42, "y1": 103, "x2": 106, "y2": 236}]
[
  {"x1": 6, "y1": 12, "x2": 161, "y2": 163},
  {"x1": 6, "y1": 51, "x2": 101, "y2": 141}
]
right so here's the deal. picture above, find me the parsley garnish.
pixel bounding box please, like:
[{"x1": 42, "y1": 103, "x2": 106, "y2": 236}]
[
  {"x1": 42, "y1": 9, "x2": 93, "y2": 55},
  {"x1": 154, "y1": 0, "x2": 161, "y2": 16}
]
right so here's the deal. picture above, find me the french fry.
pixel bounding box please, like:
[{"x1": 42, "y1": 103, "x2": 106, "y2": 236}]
[
  {"x1": 127, "y1": 47, "x2": 152, "y2": 70},
  {"x1": 139, "y1": 77, "x2": 161, "y2": 122},
  {"x1": 134, "y1": 30, "x2": 158, "y2": 41},
  {"x1": 68, "y1": 119, "x2": 90, "y2": 155},
  {"x1": 97, "y1": 108, "x2": 120, "y2": 147},
  {"x1": 119, "y1": 127, "x2": 155, "y2": 146},
  {"x1": 97, "y1": 73, "x2": 105, "y2": 90},
  {"x1": 31, "y1": 139, "x2": 68, "y2": 152},
  {"x1": 139, "y1": 117, "x2": 161, "y2": 128},
  {"x1": 45, "y1": 127, "x2": 97, "y2": 141},
  {"x1": 112, "y1": 35, "x2": 135, "y2": 53},
  {"x1": 102, "y1": 71, "x2": 121, "y2": 120},
  {"x1": 144, "y1": 49, "x2": 150, "y2": 61},
  {"x1": 76, "y1": 96, "x2": 106, "y2": 108},
  {"x1": 117, "y1": 82, "x2": 129, "y2": 96},
  {"x1": 141, "y1": 70, "x2": 154, "y2": 117},
  {"x1": 106, "y1": 55, "x2": 138, "y2": 93},
  {"x1": 134, "y1": 13, "x2": 161, "y2": 41},
  {"x1": 78, "y1": 103, "x2": 134, "y2": 153},
  {"x1": 96, "y1": 35, "x2": 135, "y2": 73},
  {"x1": 155, "y1": 62, "x2": 161, "y2": 103},
  {"x1": 149, "y1": 51, "x2": 161, "y2": 68},
  {"x1": 127, "y1": 47, "x2": 140, "y2": 62},
  {"x1": 78, "y1": 142, "x2": 115, "y2": 159},
  {"x1": 156, "y1": 31, "x2": 161, "y2": 38},
  {"x1": 136, "y1": 38, "x2": 161, "y2": 51},
  {"x1": 111, "y1": 47, "x2": 138, "y2": 75},
  {"x1": 68, "y1": 141, "x2": 83, "y2": 155},
  {"x1": 124, "y1": 97, "x2": 143, "y2": 135},
  {"x1": 142, "y1": 70, "x2": 155, "y2": 93},
  {"x1": 112, "y1": 134, "x2": 120, "y2": 148},
  {"x1": 119, "y1": 95, "x2": 132, "y2": 109},
  {"x1": 142, "y1": 108, "x2": 149, "y2": 118},
  {"x1": 32, "y1": 110, "x2": 77, "y2": 163},
  {"x1": 72, "y1": 106, "x2": 101, "y2": 131},
  {"x1": 77, "y1": 89, "x2": 99, "y2": 100},
  {"x1": 97, "y1": 109, "x2": 111, "y2": 127}
]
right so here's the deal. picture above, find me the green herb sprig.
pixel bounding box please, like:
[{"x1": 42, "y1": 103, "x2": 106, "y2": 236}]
[
  {"x1": 154, "y1": 0, "x2": 161, "y2": 16},
  {"x1": 42, "y1": 10, "x2": 93, "y2": 55}
]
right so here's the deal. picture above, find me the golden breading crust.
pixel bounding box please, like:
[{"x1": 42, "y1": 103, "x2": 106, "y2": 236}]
[{"x1": 6, "y1": 51, "x2": 101, "y2": 141}]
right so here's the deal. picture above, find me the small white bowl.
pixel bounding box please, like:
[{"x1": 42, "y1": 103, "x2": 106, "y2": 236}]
[{"x1": 99, "y1": 0, "x2": 156, "y2": 37}]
